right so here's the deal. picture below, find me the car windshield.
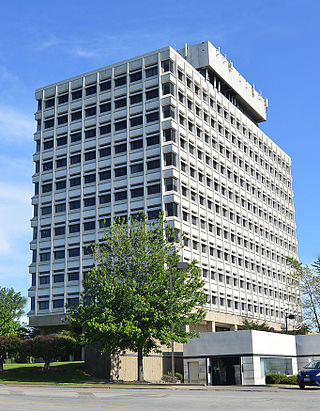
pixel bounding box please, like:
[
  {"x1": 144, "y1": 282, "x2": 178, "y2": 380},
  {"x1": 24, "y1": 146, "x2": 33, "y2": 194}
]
[{"x1": 304, "y1": 361, "x2": 320, "y2": 369}]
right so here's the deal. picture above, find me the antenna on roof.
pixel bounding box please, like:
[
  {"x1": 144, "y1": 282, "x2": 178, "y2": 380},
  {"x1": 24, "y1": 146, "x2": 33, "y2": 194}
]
[{"x1": 184, "y1": 43, "x2": 188, "y2": 58}]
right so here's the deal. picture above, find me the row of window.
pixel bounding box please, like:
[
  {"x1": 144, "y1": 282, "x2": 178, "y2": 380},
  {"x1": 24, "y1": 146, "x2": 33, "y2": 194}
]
[{"x1": 37, "y1": 65, "x2": 161, "y2": 110}]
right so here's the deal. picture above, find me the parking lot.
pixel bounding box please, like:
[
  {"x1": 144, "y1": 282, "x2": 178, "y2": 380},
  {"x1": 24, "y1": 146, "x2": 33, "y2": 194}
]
[{"x1": 0, "y1": 384, "x2": 319, "y2": 410}]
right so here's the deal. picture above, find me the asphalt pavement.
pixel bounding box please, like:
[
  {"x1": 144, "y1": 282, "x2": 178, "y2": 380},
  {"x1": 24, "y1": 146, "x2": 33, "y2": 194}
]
[{"x1": 0, "y1": 384, "x2": 319, "y2": 410}]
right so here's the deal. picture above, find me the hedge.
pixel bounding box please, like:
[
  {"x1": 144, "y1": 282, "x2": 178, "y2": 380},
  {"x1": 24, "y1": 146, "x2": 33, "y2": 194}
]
[{"x1": 266, "y1": 373, "x2": 297, "y2": 385}]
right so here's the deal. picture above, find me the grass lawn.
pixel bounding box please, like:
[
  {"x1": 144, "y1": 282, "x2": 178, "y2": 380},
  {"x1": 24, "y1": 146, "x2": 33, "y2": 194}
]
[{"x1": 0, "y1": 361, "x2": 101, "y2": 385}]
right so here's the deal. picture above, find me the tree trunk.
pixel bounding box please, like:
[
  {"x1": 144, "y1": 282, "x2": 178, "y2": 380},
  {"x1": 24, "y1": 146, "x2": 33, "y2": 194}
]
[
  {"x1": 137, "y1": 348, "x2": 144, "y2": 382},
  {"x1": 0, "y1": 359, "x2": 3, "y2": 373},
  {"x1": 43, "y1": 360, "x2": 50, "y2": 371}
]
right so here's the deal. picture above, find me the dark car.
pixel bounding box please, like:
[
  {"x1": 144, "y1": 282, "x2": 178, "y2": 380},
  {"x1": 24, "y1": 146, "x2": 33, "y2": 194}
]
[{"x1": 297, "y1": 360, "x2": 320, "y2": 389}]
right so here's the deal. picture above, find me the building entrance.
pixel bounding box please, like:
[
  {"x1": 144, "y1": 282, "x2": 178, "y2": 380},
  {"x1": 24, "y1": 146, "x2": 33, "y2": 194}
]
[{"x1": 209, "y1": 356, "x2": 241, "y2": 385}]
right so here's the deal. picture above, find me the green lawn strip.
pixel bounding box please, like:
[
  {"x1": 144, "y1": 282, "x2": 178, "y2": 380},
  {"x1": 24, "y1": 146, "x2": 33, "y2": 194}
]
[{"x1": 0, "y1": 362, "x2": 160, "y2": 387}]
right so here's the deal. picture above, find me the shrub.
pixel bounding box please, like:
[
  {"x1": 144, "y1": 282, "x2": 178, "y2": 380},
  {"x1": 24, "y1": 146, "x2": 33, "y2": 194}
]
[
  {"x1": 175, "y1": 372, "x2": 183, "y2": 382},
  {"x1": 266, "y1": 373, "x2": 297, "y2": 385}
]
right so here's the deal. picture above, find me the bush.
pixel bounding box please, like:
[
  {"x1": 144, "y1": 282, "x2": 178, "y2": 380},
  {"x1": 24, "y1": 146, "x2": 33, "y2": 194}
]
[
  {"x1": 175, "y1": 372, "x2": 183, "y2": 382},
  {"x1": 266, "y1": 373, "x2": 297, "y2": 385}
]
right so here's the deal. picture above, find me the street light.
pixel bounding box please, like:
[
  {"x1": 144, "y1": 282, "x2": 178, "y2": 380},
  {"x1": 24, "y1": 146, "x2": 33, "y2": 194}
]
[
  {"x1": 170, "y1": 261, "x2": 189, "y2": 382},
  {"x1": 285, "y1": 313, "x2": 296, "y2": 334}
]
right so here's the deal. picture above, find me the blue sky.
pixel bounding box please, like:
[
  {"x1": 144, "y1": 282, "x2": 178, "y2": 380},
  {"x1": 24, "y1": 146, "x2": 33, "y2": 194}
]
[{"x1": 0, "y1": 0, "x2": 319, "y2": 307}]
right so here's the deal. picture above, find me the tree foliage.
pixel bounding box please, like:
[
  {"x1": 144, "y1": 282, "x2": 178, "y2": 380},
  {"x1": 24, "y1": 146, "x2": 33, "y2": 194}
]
[
  {"x1": 67, "y1": 214, "x2": 207, "y2": 381},
  {"x1": 241, "y1": 319, "x2": 275, "y2": 332},
  {"x1": 0, "y1": 335, "x2": 21, "y2": 372},
  {"x1": 287, "y1": 257, "x2": 320, "y2": 332},
  {"x1": 22, "y1": 334, "x2": 76, "y2": 371},
  {"x1": 0, "y1": 287, "x2": 26, "y2": 336}
]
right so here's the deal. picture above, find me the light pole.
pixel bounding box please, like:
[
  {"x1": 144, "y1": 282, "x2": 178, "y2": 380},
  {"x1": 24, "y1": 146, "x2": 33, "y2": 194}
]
[
  {"x1": 170, "y1": 261, "x2": 189, "y2": 382},
  {"x1": 285, "y1": 313, "x2": 296, "y2": 334}
]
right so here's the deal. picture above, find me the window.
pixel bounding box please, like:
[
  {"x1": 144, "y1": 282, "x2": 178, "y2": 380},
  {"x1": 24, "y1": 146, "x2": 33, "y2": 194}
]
[
  {"x1": 115, "y1": 98, "x2": 126, "y2": 109},
  {"x1": 67, "y1": 297, "x2": 79, "y2": 307},
  {"x1": 115, "y1": 143, "x2": 127, "y2": 154},
  {"x1": 130, "y1": 93, "x2": 143, "y2": 104},
  {"x1": 71, "y1": 111, "x2": 82, "y2": 121},
  {"x1": 58, "y1": 94, "x2": 68, "y2": 104},
  {"x1": 99, "y1": 218, "x2": 111, "y2": 228},
  {"x1": 40, "y1": 252, "x2": 50, "y2": 262},
  {"x1": 161, "y1": 59, "x2": 174, "y2": 73},
  {"x1": 54, "y1": 250, "x2": 65, "y2": 260},
  {"x1": 84, "y1": 221, "x2": 95, "y2": 231},
  {"x1": 42, "y1": 183, "x2": 52, "y2": 194},
  {"x1": 130, "y1": 71, "x2": 142, "y2": 82},
  {"x1": 148, "y1": 209, "x2": 161, "y2": 220},
  {"x1": 164, "y1": 177, "x2": 177, "y2": 191},
  {"x1": 84, "y1": 197, "x2": 96, "y2": 207},
  {"x1": 162, "y1": 105, "x2": 175, "y2": 119},
  {"x1": 131, "y1": 187, "x2": 144, "y2": 198},
  {"x1": 56, "y1": 158, "x2": 67, "y2": 168},
  {"x1": 45, "y1": 98, "x2": 54, "y2": 108},
  {"x1": 85, "y1": 128, "x2": 96, "y2": 139},
  {"x1": 146, "y1": 135, "x2": 159, "y2": 146},
  {"x1": 146, "y1": 111, "x2": 159, "y2": 123},
  {"x1": 43, "y1": 161, "x2": 53, "y2": 171},
  {"x1": 99, "y1": 194, "x2": 111, "y2": 204},
  {"x1": 57, "y1": 136, "x2": 67, "y2": 146},
  {"x1": 100, "y1": 102, "x2": 111, "y2": 113},
  {"x1": 100, "y1": 124, "x2": 111, "y2": 135},
  {"x1": 69, "y1": 223, "x2": 80, "y2": 233},
  {"x1": 115, "y1": 191, "x2": 127, "y2": 201},
  {"x1": 43, "y1": 140, "x2": 53, "y2": 150},
  {"x1": 69, "y1": 200, "x2": 80, "y2": 210},
  {"x1": 39, "y1": 301, "x2": 49, "y2": 310},
  {"x1": 68, "y1": 272, "x2": 79, "y2": 281},
  {"x1": 41, "y1": 229, "x2": 51, "y2": 238},
  {"x1": 114, "y1": 76, "x2": 126, "y2": 87},
  {"x1": 44, "y1": 119, "x2": 54, "y2": 129},
  {"x1": 163, "y1": 128, "x2": 176, "y2": 142},
  {"x1": 146, "y1": 88, "x2": 159, "y2": 100},
  {"x1": 115, "y1": 120, "x2": 127, "y2": 131},
  {"x1": 162, "y1": 82, "x2": 174, "y2": 95},
  {"x1": 70, "y1": 177, "x2": 81, "y2": 187},
  {"x1": 70, "y1": 154, "x2": 81, "y2": 165},
  {"x1": 99, "y1": 170, "x2": 111, "y2": 181},
  {"x1": 130, "y1": 116, "x2": 143, "y2": 127},
  {"x1": 72, "y1": 89, "x2": 82, "y2": 100},
  {"x1": 86, "y1": 85, "x2": 96, "y2": 96},
  {"x1": 55, "y1": 226, "x2": 65, "y2": 235},
  {"x1": 56, "y1": 180, "x2": 66, "y2": 190},
  {"x1": 100, "y1": 80, "x2": 111, "y2": 91},
  {"x1": 85, "y1": 151, "x2": 96, "y2": 161},
  {"x1": 147, "y1": 184, "x2": 161, "y2": 195},
  {"x1": 85, "y1": 174, "x2": 96, "y2": 183},
  {"x1": 165, "y1": 202, "x2": 178, "y2": 217},
  {"x1": 147, "y1": 159, "x2": 160, "y2": 170},
  {"x1": 145, "y1": 66, "x2": 158, "y2": 78},
  {"x1": 100, "y1": 147, "x2": 111, "y2": 157},
  {"x1": 130, "y1": 139, "x2": 143, "y2": 150},
  {"x1": 71, "y1": 132, "x2": 81, "y2": 143},
  {"x1": 131, "y1": 163, "x2": 143, "y2": 174},
  {"x1": 115, "y1": 166, "x2": 127, "y2": 177},
  {"x1": 54, "y1": 274, "x2": 64, "y2": 283},
  {"x1": 164, "y1": 152, "x2": 177, "y2": 166},
  {"x1": 53, "y1": 299, "x2": 64, "y2": 308}
]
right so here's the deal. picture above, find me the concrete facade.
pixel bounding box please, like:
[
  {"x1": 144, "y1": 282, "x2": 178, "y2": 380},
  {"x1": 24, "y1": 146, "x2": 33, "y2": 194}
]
[{"x1": 29, "y1": 40, "x2": 300, "y2": 335}]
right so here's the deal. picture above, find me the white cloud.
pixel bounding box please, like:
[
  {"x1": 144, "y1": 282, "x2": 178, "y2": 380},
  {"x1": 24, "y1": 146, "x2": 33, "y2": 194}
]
[{"x1": 0, "y1": 106, "x2": 35, "y2": 142}]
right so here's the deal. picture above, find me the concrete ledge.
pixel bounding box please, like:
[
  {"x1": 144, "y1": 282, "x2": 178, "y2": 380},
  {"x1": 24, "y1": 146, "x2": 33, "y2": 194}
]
[{"x1": 29, "y1": 314, "x2": 66, "y2": 327}]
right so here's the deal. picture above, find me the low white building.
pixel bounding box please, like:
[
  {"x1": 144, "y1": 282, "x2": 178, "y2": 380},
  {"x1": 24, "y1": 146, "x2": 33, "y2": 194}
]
[{"x1": 183, "y1": 330, "x2": 320, "y2": 385}]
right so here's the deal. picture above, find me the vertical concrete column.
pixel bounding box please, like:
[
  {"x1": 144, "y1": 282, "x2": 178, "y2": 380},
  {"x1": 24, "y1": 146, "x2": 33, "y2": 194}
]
[{"x1": 207, "y1": 321, "x2": 216, "y2": 332}]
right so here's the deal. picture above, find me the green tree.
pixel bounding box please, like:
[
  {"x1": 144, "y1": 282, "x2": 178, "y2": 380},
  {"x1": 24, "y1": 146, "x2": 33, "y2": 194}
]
[
  {"x1": 0, "y1": 335, "x2": 21, "y2": 372},
  {"x1": 287, "y1": 257, "x2": 320, "y2": 332},
  {"x1": 67, "y1": 214, "x2": 207, "y2": 381},
  {"x1": 240, "y1": 319, "x2": 275, "y2": 332},
  {"x1": 0, "y1": 287, "x2": 26, "y2": 336},
  {"x1": 23, "y1": 334, "x2": 76, "y2": 371}
]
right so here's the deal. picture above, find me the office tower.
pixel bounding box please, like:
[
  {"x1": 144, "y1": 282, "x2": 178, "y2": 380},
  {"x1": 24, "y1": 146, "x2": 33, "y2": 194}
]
[{"x1": 29, "y1": 41, "x2": 299, "y2": 332}]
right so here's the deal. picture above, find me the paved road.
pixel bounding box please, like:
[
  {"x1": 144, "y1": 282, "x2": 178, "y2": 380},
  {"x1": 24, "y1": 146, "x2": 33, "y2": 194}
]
[{"x1": 0, "y1": 385, "x2": 319, "y2": 410}]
